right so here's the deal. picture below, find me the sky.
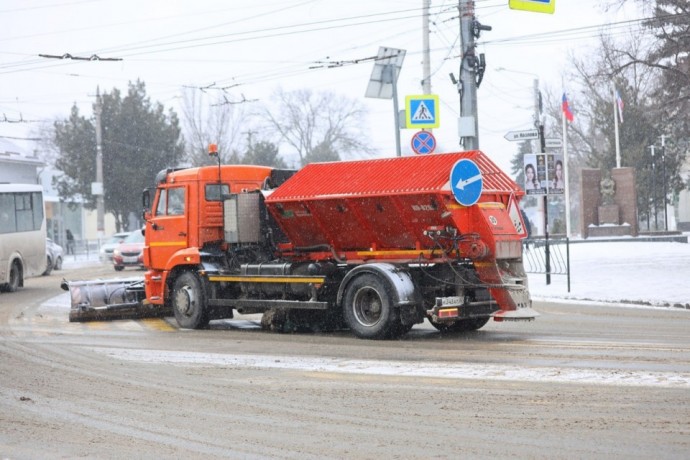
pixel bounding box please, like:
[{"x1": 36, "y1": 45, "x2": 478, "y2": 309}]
[{"x1": 1, "y1": 0, "x2": 645, "y2": 173}]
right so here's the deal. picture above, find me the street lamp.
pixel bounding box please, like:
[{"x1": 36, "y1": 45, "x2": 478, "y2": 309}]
[
  {"x1": 648, "y1": 145, "x2": 657, "y2": 230},
  {"x1": 660, "y1": 135, "x2": 668, "y2": 231},
  {"x1": 495, "y1": 67, "x2": 541, "y2": 130}
]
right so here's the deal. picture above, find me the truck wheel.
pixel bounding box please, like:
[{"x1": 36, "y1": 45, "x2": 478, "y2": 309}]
[
  {"x1": 172, "y1": 271, "x2": 209, "y2": 329},
  {"x1": 6, "y1": 261, "x2": 21, "y2": 292},
  {"x1": 342, "y1": 274, "x2": 401, "y2": 340},
  {"x1": 429, "y1": 316, "x2": 490, "y2": 333}
]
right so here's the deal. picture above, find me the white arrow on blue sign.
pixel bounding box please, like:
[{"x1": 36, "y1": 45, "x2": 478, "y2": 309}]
[{"x1": 450, "y1": 159, "x2": 483, "y2": 206}]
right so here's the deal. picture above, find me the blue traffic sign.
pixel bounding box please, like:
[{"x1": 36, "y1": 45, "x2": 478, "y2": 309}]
[
  {"x1": 405, "y1": 94, "x2": 439, "y2": 129},
  {"x1": 411, "y1": 130, "x2": 436, "y2": 155},
  {"x1": 450, "y1": 159, "x2": 483, "y2": 206}
]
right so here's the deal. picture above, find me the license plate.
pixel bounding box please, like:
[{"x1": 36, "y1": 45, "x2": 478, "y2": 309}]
[
  {"x1": 123, "y1": 256, "x2": 138, "y2": 263},
  {"x1": 440, "y1": 296, "x2": 463, "y2": 307}
]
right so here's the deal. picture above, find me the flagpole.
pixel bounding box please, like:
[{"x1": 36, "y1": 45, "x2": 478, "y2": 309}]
[
  {"x1": 613, "y1": 86, "x2": 621, "y2": 168},
  {"x1": 562, "y1": 108, "x2": 571, "y2": 238}
]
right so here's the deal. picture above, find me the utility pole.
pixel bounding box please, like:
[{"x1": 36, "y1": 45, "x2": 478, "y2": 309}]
[
  {"x1": 613, "y1": 86, "x2": 622, "y2": 168},
  {"x1": 243, "y1": 129, "x2": 255, "y2": 148},
  {"x1": 457, "y1": 0, "x2": 489, "y2": 150},
  {"x1": 94, "y1": 87, "x2": 105, "y2": 237},
  {"x1": 648, "y1": 144, "x2": 657, "y2": 230},
  {"x1": 660, "y1": 134, "x2": 668, "y2": 231},
  {"x1": 422, "y1": 0, "x2": 431, "y2": 95}
]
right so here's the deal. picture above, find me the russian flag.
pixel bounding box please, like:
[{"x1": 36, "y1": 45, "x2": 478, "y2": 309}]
[{"x1": 562, "y1": 93, "x2": 574, "y2": 122}]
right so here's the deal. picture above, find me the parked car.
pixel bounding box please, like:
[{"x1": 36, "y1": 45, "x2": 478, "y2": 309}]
[
  {"x1": 99, "y1": 231, "x2": 130, "y2": 263},
  {"x1": 112, "y1": 230, "x2": 145, "y2": 271},
  {"x1": 42, "y1": 238, "x2": 64, "y2": 276}
]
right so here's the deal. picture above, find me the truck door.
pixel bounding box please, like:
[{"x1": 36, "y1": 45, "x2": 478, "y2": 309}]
[{"x1": 146, "y1": 185, "x2": 189, "y2": 270}]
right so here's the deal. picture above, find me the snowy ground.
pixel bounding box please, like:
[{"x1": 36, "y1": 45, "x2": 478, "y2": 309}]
[
  {"x1": 62, "y1": 237, "x2": 690, "y2": 310},
  {"x1": 528, "y1": 237, "x2": 690, "y2": 309}
]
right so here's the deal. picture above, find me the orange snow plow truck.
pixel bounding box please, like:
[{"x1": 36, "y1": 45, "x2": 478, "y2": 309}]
[{"x1": 65, "y1": 150, "x2": 538, "y2": 339}]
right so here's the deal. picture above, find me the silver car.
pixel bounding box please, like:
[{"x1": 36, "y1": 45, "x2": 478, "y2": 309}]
[
  {"x1": 99, "y1": 232, "x2": 130, "y2": 263},
  {"x1": 43, "y1": 238, "x2": 64, "y2": 276}
]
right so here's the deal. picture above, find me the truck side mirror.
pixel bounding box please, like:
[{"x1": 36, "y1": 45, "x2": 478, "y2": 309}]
[{"x1": 142, "y1": 189, "x2": 151, "y2": 221}]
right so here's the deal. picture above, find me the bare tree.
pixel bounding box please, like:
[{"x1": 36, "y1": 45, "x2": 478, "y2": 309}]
[
  {"x1": 565, "y1": 23, "x2": 686, "y2": 227},
  {"x1": 258, "y1": 88, "x2": 370, "y2": 166},
  {"x1": 181, "y1": 88, "x2": 250, "y2": 166},
  {"x1": 604, "y1": 0, "x2": 690, "y2": 147}
]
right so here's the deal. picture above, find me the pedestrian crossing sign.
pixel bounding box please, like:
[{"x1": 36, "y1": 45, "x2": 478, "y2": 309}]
[{"x1": 405, "y1": 94, "x2": 439, "y2": 129}]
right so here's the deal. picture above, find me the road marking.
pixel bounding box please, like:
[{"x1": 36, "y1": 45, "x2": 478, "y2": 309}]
[
  {"x1": 86, "y1": 348, "x2": 690, "y2": 389},
  {"x1": 139, "y1": 318, "x2": 176, "y2": 332}
]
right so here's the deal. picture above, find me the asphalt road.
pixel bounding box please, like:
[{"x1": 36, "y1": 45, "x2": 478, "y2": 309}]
[{"x1": 1, "y1": 264, "x2": 689, "y2": 459}]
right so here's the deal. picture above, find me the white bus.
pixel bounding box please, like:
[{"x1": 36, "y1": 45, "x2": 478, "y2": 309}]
[{"x1": 0, "y1": 184, "x2": 47, "y2": 292}]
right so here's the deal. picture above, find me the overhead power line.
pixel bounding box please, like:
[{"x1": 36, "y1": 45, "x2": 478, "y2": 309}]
[
  {"x1": 38, "y1": 53, "x2": 122, "y2": 61},
  {"x1": 0, "y1": 113, "x2": 41, "y2": 123},
  {"x1": 211, "y1": 94, "x2": 258, "y2": 106}
]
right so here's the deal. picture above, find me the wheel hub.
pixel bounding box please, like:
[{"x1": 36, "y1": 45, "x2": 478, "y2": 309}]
[
  {"x1": 353, "y1": 286, "x2": 383, "y2": 327},
  {"x1": 175, "y1": 285, "x2": 194, "y2": 316}
]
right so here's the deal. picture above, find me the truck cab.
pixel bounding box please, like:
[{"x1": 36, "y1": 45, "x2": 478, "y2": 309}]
[{"x1": 143, "y1": 165, "x2": 274, "y2": 304}]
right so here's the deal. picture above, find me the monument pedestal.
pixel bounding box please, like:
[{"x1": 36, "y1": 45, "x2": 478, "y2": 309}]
[
  {"x1": 598, "y1": 204, "x2": 620, "y2": 225},
  {"x1": 589, "y1": 204, "x2": 631, "y2": 237},
  {"x1": 580, "y1": 168, "x2": 638, "y2": 238},
  {"x1": 588, "y1": 223, "x2": 632, "y2": 237}
]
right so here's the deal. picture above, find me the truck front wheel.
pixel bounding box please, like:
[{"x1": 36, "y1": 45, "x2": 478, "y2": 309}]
[
  {"x1": 172, "y1": 271, "x2": 209, "y2": 329},
  {"x1": 342, "y1": 274, "x2": 401, "y2": 340}
]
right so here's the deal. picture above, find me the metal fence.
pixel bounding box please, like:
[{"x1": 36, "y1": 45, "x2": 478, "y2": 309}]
[
  {"x1": 523, "y1": 237, "x2": 571, "y2": 291},
  {"x1": 62, "y1": 238, "x2": 104, "y2": 259}
]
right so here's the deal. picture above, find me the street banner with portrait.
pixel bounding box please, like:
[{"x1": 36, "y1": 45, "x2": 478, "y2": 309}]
[
  {"x1": 548, "y1": 153, "x2": 565, "y2": 195},
  {"x1": 524, "y1": 153, "x2": 563, "y2": 195},
  {"x1": 523, "y1": 153, "x2": 545, "y2": 195}
]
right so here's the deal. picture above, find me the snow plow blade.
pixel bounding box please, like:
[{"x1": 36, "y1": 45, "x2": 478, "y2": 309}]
[{"x1": 62, "y1": 278, "x2": 171, "y2": 322}]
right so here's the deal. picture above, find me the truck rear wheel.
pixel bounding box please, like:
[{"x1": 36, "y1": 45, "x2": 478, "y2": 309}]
[
  {"x1": 172, "y1": 271, "x2": 209, "y2": 329},
  {"x1": 342, "y1": 274, "x2": 402, "y2": 340}
]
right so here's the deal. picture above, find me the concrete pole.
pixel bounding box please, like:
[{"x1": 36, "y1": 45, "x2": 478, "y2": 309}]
[
  {"x1": 422, "y1": 0, "x2": 431, "y2": 95},
  {"x1": 562, "y1": 110, "x2": 572, "y2": 238},
  {"x1": 458, "y1": 0, "x2": 479, "y2": 150},
  {"x1": 648, "y1": 145, "x2": 657, "y2": 230},
  {"x1": 613, "y1": 86, "x2": 621, "y2": 168},
  {"x1": 660, "y1": 134, "x2": 668, "y2": 231},
  {"x1": 532, "y1": 78, "x2": 540, "y2": 152},
  {"x1": 94, "y1": 87, "x2": 105, "y2": 238},
  {"x1": 532, "y1": 78, "x2": 546, "y2": 237}
]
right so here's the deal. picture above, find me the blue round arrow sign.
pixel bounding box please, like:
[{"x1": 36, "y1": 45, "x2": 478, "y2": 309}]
[{"x1": 450, "y1": 159, "x2": 483, "y2": 206}]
